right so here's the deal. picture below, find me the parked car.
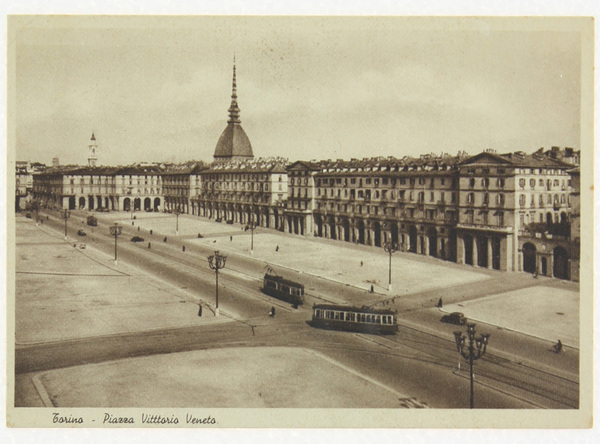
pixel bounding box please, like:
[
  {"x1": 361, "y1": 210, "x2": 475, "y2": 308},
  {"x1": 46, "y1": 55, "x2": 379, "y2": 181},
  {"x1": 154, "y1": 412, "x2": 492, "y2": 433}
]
[
  {"x1": 78, "y1": 243, "x2": 86, "y2": 249},
  {"x1": 440, "y1": 312, "x2": 467, "y2": 325},
  {"x1": 131, "y1": 236, "x2": 144, "y2": 242},
  {"x1": 77, "y1": 229, "x2": 87, "y2": 237},
  {"x1": 87, "y1": 215, "x2": 98, "y2": 226}
]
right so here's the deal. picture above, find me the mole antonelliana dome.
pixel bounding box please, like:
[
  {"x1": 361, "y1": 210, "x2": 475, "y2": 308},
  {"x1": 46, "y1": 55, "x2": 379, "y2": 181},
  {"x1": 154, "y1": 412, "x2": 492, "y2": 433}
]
[{"x1": 213, "y1": 60, "x2": 254, "y2": 163}]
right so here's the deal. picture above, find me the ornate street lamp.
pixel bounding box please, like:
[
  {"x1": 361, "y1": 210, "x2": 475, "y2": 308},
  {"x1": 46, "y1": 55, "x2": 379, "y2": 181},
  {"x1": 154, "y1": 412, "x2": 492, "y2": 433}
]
[
  {"x1": 61, "y1": 209, "x2": 71, "y2": 239},
  {"x1": 383, "y1": 240, "x2": 398, "y2": 292},
  {"x1": 174, "y1": 207, "x2": 181, "y2": 235},
  {"x1": 109, "y1": 223, "x2": 123, "y2": 265},
  {"x1": 207, "y1": 250, "x2": 227, "y2": 316},
  {"x1": 250, "y1": 185, "x2": 259, "y2": 255},
  {"x1": 454, "y1": 323, "x2": 490, "y2": 409}
]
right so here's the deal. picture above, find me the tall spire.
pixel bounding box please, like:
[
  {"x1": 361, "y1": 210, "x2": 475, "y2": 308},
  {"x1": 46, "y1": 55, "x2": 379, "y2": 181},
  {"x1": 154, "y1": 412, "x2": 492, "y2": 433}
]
[{"x1": 227, "y1": 56, "x2": 241, "y2": 124}]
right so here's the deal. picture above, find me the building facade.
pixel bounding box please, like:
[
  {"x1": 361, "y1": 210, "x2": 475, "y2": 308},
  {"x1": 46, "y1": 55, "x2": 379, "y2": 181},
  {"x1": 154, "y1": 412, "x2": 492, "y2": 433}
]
[{"x1": 192, "y1": 159, "x2": 288, "y2": 229}]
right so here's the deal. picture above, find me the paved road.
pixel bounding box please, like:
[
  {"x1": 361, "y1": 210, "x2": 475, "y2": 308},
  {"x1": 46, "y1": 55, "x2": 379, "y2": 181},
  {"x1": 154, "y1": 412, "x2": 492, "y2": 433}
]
[{"x1": 15, "y1": 210, "x2": 579, "y2": 409}]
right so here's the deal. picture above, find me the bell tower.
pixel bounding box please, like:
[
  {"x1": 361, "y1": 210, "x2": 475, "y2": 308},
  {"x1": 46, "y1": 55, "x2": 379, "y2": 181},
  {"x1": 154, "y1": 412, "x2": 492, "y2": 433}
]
[{"x1": 88, "y1": 132, "x2": 98, "y2": 167}]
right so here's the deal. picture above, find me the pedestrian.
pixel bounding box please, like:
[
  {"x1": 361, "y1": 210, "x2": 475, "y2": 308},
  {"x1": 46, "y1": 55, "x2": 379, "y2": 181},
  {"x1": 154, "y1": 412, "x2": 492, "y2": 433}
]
[
  {"x1": 164, "y1": 236, "x2": 167, "y2": 242},
  {"x1": 360, "y1": 261, "x2": 363, "y2": 267},
  {"x1": 230, "y1": 235, "x2": 233, "y2": 242},
  {"x1": 275, "y1": 245, "x2": 279, "y2": 252},
  {"x1": 132, "y1": 221, "x2": 134, "y2": 226},
  {"x1": 198, "y1": 305, "x2": 203, "y2": 317},
  {"x1": 437, "y1": 297, "x2": 443, "y2": 308},
  {"x1": 269, "y1": 306, "x2": 275, "y2": 317},
  {"x1": 370, "y1": 284, "x2": 374, "y2": 293},
  {"x1": 182, "y1": 245, "x2": 185, "y2": 252},
  {"x1": 150, "y1": 229, "x2": 153, "y2": 235},
  {"x1": 138, "y1": 226, "x2": 140, "y2": 231},
  {"x1": 148, "y1": 242, "x2": 151, "y2": 249}
]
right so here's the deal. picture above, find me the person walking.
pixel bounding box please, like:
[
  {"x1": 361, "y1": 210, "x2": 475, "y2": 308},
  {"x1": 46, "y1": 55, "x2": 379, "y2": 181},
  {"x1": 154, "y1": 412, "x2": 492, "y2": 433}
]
[
  {"x1": 360, "y1": 261, "x2": 363, "y2": 267},
  {"x1": 437, "y1": 297, "x2": 443, "y2": 308},
  {"x1": 370, "y1": 284, "x2": 374, "y2": 293},
  {"x1": 198, "y1": 305, "x2": 203, "y2": 317},
  {"x1": 275, "y1": 245, "x2": 279, "y2": 252},
  {"x1": 230, "y1": 235, "x2": 232, "y2": 242},
  {"x1": 148, "y1": 242, "x2": 151, "y2": 249},
  {"x1": 269, "y1": 306, "x2": 276, "y2": 317}
]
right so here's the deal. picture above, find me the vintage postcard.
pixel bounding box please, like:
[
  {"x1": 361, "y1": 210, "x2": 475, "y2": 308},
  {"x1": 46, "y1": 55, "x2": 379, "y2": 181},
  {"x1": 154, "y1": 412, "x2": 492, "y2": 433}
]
[{"x1": 5, "y1": 15, "x2": 594, "y2": 430}]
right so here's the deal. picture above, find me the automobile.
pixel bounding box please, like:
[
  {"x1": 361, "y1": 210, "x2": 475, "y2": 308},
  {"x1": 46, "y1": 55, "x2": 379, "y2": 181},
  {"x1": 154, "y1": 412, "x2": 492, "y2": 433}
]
[
  {"x1": 25, "y1": 213, "x2": 32, "y2": 219},
  {"x1": 87, "y1": 215, "x2": 98, "y2": 226},
  {"x1": 78, "y1": 243, "x2": 86, "y2": 249},
  {"x1": 440, "y1": 312, "x2": 467, "y2": 325},
  {"x1": 77, "y1": 229, "x2": 87, "y2": 237},
  {"x1": 226, "y1": 219, "x2": 234, "y2": 224},
  {"x1": 130, "y1": 236, "x2": 144, "y2": 242}
]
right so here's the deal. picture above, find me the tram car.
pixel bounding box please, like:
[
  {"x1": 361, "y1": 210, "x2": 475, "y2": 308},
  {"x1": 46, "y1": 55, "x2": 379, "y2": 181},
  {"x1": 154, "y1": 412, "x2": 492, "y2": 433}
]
[
  {"x1": 262, "y1": 274, "x2": 305, "y2": 306},
  {"x1": 311, "y1": 304, "x2": 398, "y2": 334}
]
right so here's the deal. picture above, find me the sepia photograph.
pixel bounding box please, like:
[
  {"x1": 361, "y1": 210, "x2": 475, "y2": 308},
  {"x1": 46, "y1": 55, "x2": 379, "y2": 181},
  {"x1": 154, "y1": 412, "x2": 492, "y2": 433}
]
[{"x1": 5, "y1": 14, "x2": 594, "y2": 430}]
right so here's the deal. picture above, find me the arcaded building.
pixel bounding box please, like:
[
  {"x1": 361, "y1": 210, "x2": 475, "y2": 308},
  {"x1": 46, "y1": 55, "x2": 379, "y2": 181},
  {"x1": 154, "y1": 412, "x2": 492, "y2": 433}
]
[{"x1": 285, "y1": 149, "x2": 577, "y2": 277}]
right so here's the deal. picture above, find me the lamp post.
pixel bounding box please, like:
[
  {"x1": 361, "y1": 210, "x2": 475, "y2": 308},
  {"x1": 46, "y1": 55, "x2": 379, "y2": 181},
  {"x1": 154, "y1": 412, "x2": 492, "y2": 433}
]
[
  {"x1": 250, "y1": 184, "x2": 259, "y2": 255},
  {"x1": 109, "y1": 223, "x2": 123, "y2": 265},
  {"x1": 61, "y1": 209, "x2": 71, "y2": 239},
  {"x1": 454, "y1": 323, "x2": 490, "y2": 409},
  {"x1": 174, "y1": 207, "x2": 180, "y2": 235},
  {"x1": 383, "y1": 240, "x2": 398, "y2": 292},
  {"x1": 208, "y1": 250, "x2": 227, "y2": 316}
]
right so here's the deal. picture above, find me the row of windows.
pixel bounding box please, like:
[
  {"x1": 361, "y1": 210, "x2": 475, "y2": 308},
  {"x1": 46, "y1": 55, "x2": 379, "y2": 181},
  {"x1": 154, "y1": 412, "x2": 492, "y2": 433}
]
[
  {"x1": 518, "y1": 178, "x2": 569, "y2": 190},
  {"x1": 519, "y1": 194, "x2": 566, "y2": 207},
  {"x1": 314, "y1": 309, "x2": 395, "y2": 325},
  {"x1": 316, "y1": 176, "x2": 455, "y2": 188},
  {"x1": 464, "y1": 210, "x2": 504, "y2": 227},
  {"x1": 466, "y1": 193, "x2": 505, "y2": 205},
  {"x1": 468, "y1": 177, "x2": 504, "y2": 188}
]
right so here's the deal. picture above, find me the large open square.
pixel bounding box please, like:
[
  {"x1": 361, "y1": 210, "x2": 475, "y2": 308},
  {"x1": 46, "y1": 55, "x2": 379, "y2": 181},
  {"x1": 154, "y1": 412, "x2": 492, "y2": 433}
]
[
  {"x1": 15, "y1": 218, "x2": 224, "y2": 344},
  {"x1": 33, "y1": 347, "x2": 425, "y2": 408}
]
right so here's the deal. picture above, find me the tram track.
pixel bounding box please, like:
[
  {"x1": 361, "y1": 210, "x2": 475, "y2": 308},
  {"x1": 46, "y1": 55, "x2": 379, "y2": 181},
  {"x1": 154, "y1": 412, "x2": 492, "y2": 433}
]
[{"x1": 350, "y1": 324, "x2": 579, "y2": 409}]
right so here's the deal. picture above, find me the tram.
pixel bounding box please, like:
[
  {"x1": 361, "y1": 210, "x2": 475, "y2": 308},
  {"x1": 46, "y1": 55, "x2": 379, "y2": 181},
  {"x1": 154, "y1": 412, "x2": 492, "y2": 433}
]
[
  {"x1": 311, "y1": 304, "x2": 398, "y2": 334},
  {"x1": 262, "y1": 274, "x2": 305, "y2": 306}
]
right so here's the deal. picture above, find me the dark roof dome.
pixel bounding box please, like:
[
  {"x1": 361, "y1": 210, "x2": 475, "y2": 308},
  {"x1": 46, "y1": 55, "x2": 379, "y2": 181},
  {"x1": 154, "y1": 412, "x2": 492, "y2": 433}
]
[
  {"x1": 213, "y1": 59, "x2": 254, "y2": 162},
  {"x1": 214, "y1": 124, "x2": 253, "y2": 159}
]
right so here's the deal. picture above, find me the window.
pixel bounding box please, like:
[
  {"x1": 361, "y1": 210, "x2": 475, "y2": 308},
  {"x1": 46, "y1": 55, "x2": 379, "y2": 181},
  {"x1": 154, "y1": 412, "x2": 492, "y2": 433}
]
[
  {"x1": 469, "y1": 178, "x2": 475, "y2": 188},
  {"x1": 482, "y1": 211, "x2": 488, "y2": 225},
  {"x1": 497, "y1": 193, "x2": 505, "y2": 206},
  {"x1": 467, "y1": 193, "x2": 474, "y2": 204},
  {"x1": 483, "y1": 178, "x2": 490, "y2": 188},
  {"x1": 519, "y1": 194, "x2": 526, "y2": 207},
  {"x1": 519, "y1": 178, "x2": 526, "y2": 189},
  {"x1": 530, "y1": 179, "x2": 535, "y2": 188},
  {"x1": 351, "y1": 178, "x2": 356, "y2": 185},
  {"x1": 466, "y1": 210, "x2": 474, "y2": 224},
  {"x1": 497, "y1": 212, "x2": 504, "y2": 226},
  {"x1": 430, "y1": 192, "x2": 435, "y2": 202},
  {"x1": 483, "y1": 193, "x2": 489, "y2": 205}
]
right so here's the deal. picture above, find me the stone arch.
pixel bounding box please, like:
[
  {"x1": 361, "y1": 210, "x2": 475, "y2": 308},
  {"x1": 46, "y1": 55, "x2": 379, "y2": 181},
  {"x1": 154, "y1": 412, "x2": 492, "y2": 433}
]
[
  {"x1": 408, "y1": 225, "x2": 418, "y2": 253},
  {"x1": 144, "y1": 197, "x2": 151, "y2": 211},
  {"x1": 373, "y1": 221, "x2": 381, "y2": 247},
  {"x1": 427, "y1": 227, "x2": 437, "y2": 257},
  {"x1": 134, "y1": 198, "x2": 141, "y2": 211},
  {"x1": 123, "y1": 198, "x2": 131, "y2": 212},
  {"x1": 464, "y1": 234, "x2": 474, "y2": 265},
  {"x1": 522, "y1": 243, "x2": 537, "y2": 274},
  {"x1": 342, "y1": 218, "x2": 350, "y2": 242},
  {"x1": 79, "y1": 197, "x2": 86, "y2": 209},
  {"x1": 154, "y1": 197, "x2": 161, "y2": 212},
  {"x1": 357, "y1": 219, "x2": 365, "y2": 244},
  {"x1": 390, "y1": 222, "x2": 399, "y2": 244},
  {"x1": 553, "y1": 246, "x2": 569, "y2": 280},
  {"x1": 69, "y1": 196, "x2": 76, "y2": 210}
]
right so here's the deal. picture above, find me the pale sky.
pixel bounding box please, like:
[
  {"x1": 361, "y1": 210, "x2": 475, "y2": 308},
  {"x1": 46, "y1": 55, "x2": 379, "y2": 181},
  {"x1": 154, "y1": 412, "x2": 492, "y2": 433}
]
[{"x1": 12, "y1": 16, "x2": 583, "y2": 166}]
